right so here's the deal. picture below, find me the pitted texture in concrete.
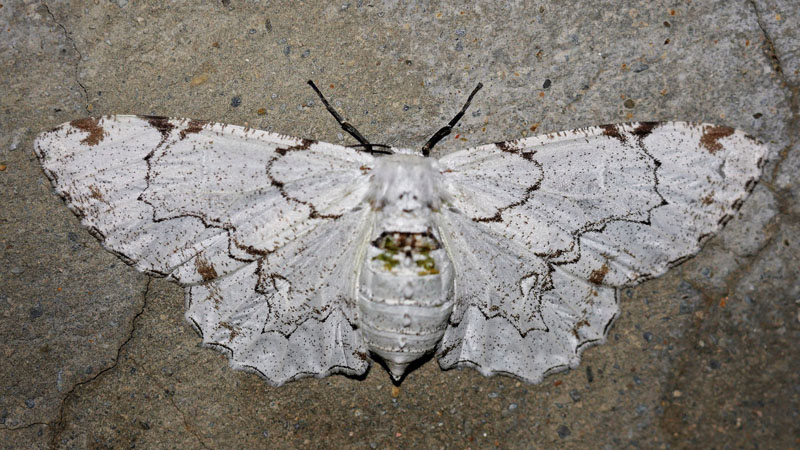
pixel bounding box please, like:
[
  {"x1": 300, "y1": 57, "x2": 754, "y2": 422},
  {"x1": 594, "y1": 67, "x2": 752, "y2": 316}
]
[{"x1": 1, "y1": 1, "x2": 797, "y2": 447}]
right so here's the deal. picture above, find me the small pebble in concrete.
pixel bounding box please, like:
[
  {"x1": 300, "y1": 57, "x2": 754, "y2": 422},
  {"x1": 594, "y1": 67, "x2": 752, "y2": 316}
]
[
  {"x1": 543, "y1": 79, "x2": 551, "y2": 89},
  {"x1": 557, "y1": 425, "x2": 571, "y2": 438},
  {"x1": 231, "y1": 96, "x2": 242, "y2": 107}
]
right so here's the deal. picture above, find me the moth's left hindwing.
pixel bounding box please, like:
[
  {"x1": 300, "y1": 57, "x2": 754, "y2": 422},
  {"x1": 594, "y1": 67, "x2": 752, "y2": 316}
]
[
  {"x1": 435, "y1": 122, "x2": 766, "y2": 382},
  {"x1": 35, "y1": 115, "x2": 375, "y2": 385}
]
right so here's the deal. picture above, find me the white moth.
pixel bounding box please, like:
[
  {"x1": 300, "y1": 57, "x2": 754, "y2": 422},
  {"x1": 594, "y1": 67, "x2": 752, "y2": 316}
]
[{"x1": 35, "y1": 82, "x2": 767, "y2": 385}]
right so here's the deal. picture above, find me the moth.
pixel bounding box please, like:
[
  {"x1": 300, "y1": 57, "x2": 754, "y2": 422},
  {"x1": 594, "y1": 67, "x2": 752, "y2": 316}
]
[{"x1": 35, "y1": 82, "x2": 767, "y2": 385}]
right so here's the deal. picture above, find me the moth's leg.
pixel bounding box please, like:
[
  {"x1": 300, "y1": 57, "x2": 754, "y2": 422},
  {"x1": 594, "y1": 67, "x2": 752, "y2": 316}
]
[
  {"x1": 307, "y1": 80, "x2": 374, "y2": 153},
  {"x1": 421, "y1": 83, "x2": 483, "y2": 157}
]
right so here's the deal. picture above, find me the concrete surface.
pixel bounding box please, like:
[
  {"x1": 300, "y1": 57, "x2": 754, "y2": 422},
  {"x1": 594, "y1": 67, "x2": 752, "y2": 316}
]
[{"x1": 1, "y1": 0, "x2": 798, "y2": 448}]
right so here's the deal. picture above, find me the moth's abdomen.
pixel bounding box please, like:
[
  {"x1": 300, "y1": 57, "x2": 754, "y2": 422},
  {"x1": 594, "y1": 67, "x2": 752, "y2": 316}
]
[{"x1": 358, "y1": 232, "x2": 455, "y2": 380}]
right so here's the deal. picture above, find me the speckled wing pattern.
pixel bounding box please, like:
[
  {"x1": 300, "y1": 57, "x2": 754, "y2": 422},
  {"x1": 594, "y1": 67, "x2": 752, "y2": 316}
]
[
  {"x1": 35, "y1": 115, "x2": 375, "y2": 385},
  {"x1": 435, "y1": 122, "x2": 766, "y2": 382}
]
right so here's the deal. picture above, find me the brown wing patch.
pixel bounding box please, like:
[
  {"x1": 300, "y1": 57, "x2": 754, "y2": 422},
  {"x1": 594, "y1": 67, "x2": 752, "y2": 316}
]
[
  {"x1": 139, "y1": 115, "x2": 175, "y2": 140},
  {"x1": 219, "y1": 321, "x2": 239, "y2": 341},
  {"x1": 195, "y1": 257, "x2": 219, "y2": 281},
  {"x1": 588, "y1": 264, "x2": 610, "y2": 284},
  {"x1": 600, "y1": 124, "x2": 627, "y2": 144},
  {"x1": 88, "y1": 184, "x2": 105, "y2": 202},
  {"x1": 179, "y1": 120, "x2": 208, "y2": 139},
  {"x1": 699, "y1": 125, "x2": 734, "y2": 154},
  {"x1": 571, "y1": 319, "x2": 590, "y2": 338},
  {"x1": 70, "y1": 117, "x2": 105, "y2": 146},
  {"x1": 631, "y1": 122, "x2": 659, "y2": 139}
]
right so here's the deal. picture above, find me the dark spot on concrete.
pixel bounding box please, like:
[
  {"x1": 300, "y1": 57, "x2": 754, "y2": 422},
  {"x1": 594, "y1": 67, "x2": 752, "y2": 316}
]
[
  {"x1": 29, "y1": 304, "x2": 43, "y2": 319},
  {"x1": 701, "y1": 191, "x2": 714, "y2": 206},
  {"x1": 231, "y1": 96, "x2": 242, "y2": 107},
  {"x1": 543, "y1": 79, "x2": 551, "y2": 89},
  {"x1": 753, "y1": 112, "x2": 762, "y2": 119},
  {"x1": 557, "y1": 425, "x2": 571, "y2": 438},
  {"x1": 589, "y1": 264, "x2": 609, "y2": 284},
  {"x1": 70, "y1": 117, "x2": 105, "y2": 146},
  {"x1": 195, "y1": 257, "x2": 218, "y2": 281},
  {"x1": 624, "y1": 99, "x2": 636, "y2": 108},
  {"x1": 643, "y1": 331, "x2": 654, "y2": 342},
  {"x1": 586, "y1": 366, "x2": 594, "y2": 383},
  {"x1": 600, "y1": 124, "x2": 627, "y2": 144},
  {"x1": 699, "y1": 125, "x2": 734, "y2": 154},
  {"x1": 265, "y1": 18, "x2": 272, "y2": 32}
]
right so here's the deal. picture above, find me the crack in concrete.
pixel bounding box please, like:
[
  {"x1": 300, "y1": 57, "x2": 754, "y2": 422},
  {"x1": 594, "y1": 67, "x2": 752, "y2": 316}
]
[
  {"x1": 746, "y1": 0, "x2": 800, "y2": 190},
  {"x1": 131, "y1": 358, "x2": 212, "y2": 449},
  {"x1": 658, "y1": 4, "x2": 798, "y2": 441},
  {"x1": 47, "y1": 278, "x2": 151, "y2": 448},
  {"x1": 0, "y1": 421, "x2": 49, "y2": 432},
  {"x1": 42, "y1": 2, "x2": 90, "y2": 114}
]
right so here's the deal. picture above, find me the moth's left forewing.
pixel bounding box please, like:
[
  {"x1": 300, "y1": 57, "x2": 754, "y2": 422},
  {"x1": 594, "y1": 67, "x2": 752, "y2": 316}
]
[{"x1": 36, "y1": 116, "x2": 377, "y2": 384}]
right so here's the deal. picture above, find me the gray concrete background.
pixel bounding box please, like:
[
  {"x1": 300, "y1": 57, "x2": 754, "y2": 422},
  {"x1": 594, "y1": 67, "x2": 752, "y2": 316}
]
[{"x1": 1, "y1": 0, "x2": 798, "y2": 448}]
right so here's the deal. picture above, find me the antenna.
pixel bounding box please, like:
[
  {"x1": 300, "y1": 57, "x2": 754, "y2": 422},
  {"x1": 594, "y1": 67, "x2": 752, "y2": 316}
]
[{"x1": 421, "y1": 83, "x2": 483, "y2": 157}]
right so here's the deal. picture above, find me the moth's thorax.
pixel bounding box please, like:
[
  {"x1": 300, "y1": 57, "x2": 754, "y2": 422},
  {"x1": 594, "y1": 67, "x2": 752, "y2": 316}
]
[
  {"x1": 366, "y1": 154, "x2": 448, "y2": 233},
  {"x1": 358, "y1": 155, "x2": 455, "y2": 380}
]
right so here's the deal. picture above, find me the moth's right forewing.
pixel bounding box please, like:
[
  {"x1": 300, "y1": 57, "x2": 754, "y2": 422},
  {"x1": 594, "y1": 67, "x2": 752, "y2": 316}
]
[{"x1": 434, "y1": 122, "x2": 767, "y2": 383}]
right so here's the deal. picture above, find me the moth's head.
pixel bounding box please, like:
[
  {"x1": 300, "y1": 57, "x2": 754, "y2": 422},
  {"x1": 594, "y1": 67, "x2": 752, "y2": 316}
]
[{"x1": 366, "y1": 154, "x2": 448, "y2": 214}]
